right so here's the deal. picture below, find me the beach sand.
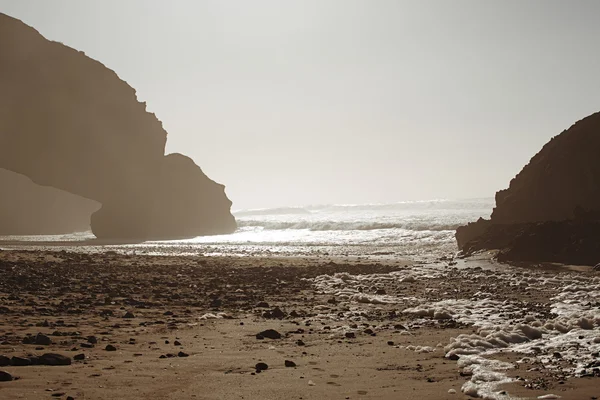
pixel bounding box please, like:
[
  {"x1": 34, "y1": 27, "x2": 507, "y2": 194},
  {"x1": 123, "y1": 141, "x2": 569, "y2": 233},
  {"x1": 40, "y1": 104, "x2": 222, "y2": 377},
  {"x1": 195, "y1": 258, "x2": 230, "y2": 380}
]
[{"x1": 0, "y1": 250, "x2": 598, "y2": 399}]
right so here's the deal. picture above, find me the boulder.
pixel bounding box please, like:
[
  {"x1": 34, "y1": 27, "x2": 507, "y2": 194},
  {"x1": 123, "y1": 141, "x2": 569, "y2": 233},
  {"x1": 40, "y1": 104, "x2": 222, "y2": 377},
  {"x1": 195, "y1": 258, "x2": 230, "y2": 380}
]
[
  {"x1": 0, "y1": 13, "x2": 236, "y2": 239},
  {"x1": 456, "y1": 112, "x2": 600, "y2": 265}
]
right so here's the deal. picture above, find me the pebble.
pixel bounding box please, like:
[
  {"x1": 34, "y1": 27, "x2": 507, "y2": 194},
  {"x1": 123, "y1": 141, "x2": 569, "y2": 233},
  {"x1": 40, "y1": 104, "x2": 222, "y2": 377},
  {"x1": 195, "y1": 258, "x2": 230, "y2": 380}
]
[
  {"x1": 285, "y1": 360, "x2": 297, "y2": 367},
  {"x1": 35, "y1": 333, "x2": 52, "y2": 345},
  {"x1": 39, "y1": 353, "x2": 71, "y2": 366},
  {"x1": 105, "y1": 345, "x2": 117, "y2": 352},
  {"x1": 11, "y1": 356, "x2": 32, "y2": 366},
  {"x1": 74, "y1": 354, "x2": 85, "y2": 361},
  {"x1": 255, "y1": 362, "x2": 269, "y2": 371},
  {"x1": 0, "y1": 356, "x2": 9, "y2": 366},
  {"x1": 177, "y1": 352, "x2": 189, "y2": 358},
  {"x1": 0, "y1": 371, "x2": 13, "y2": 381},
  {"x1": 123, "y1": 312, "x2": 135, "y2": 318},
  {"x1": 174, "y1": 341, "x2": 182, "y2": 346},
  {"x1": 257, "y1": 329, "x2": 282, "y2": 340}
]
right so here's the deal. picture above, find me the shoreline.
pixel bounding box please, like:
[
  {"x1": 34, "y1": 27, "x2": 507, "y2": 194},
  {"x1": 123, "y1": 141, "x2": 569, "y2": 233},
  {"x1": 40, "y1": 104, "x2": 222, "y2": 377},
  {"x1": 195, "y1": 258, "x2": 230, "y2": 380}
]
[{"x1": 0, "y1": 250, "x2": 598, "y2": 399}]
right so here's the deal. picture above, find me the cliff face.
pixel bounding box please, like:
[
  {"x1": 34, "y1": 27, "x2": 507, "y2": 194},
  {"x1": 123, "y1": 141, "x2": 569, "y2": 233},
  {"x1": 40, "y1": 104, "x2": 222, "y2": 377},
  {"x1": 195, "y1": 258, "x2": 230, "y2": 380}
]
[
  {"x1": 0, "y1": 13, "x2": 236, "y2": 238},
  {"x1": 91, "y1": 154, "x2": 237, "y2": 239},
  {"x1": 456, "y1": 112, "x2": 600, "y2": 265},
  {"x1": 0, "y1": 169, "x2": 100, "y2": 235},
  {"x1": 491, "y1": 112, "x2": 600, "y2": 224}
]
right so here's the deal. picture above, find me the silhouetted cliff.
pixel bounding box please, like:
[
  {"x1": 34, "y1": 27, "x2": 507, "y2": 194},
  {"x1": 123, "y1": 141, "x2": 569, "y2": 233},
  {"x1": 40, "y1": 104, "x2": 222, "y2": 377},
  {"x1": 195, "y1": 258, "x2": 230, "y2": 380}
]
[
  {"x1": 0, "y1": 13, "x2": 236, "y2": 238},
  {"x1": 0, "y1": 169, "x2": 100, "y2": 235},
  {"x1": 456, "y1": 112, "x2": 600, "y2": 265}
]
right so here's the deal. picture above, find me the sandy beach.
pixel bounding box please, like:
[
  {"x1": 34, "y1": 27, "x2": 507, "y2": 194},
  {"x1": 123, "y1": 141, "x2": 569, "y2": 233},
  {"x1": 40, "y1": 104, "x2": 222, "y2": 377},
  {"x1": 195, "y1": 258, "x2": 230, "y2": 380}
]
[{"x1": 0, "y1": 250, "x2": 598, "y2": 400}]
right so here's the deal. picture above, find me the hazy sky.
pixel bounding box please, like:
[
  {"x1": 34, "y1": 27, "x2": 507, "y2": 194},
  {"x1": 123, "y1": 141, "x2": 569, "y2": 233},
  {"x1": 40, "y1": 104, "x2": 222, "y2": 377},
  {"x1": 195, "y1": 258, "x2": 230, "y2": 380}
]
[{"x1": 2, "y1": 1, "x2": 600, "y2": 209}]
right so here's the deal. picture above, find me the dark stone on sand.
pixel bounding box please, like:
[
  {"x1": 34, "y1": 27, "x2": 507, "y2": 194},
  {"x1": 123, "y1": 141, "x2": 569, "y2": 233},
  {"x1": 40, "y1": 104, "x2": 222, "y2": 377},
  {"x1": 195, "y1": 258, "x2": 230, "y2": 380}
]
[
  {"x1": 11, "y1": 356, "x2": 32, "y2": 366},
  {"x1": 177, "y1": 351, "x2": 189, "y2": 358},
  {"x1": 255, "y1": 362, "x2": 269, "y2": 371},
  {"x1": 257, "y1": 329, "x2": 282, "y2": 340},
  {"x1": 39, "y1": 353, "x2": 71, "y2": 366},
  {"x1": 123, "y1": 312, "x2": 135, "y2": 319},
  {"x1": 447, "y1": 354, "x2": 460, "y2": 361},
  {"x1": 210, "y1": 298, "x2": 223, "y2": 308},
  {"x1": 296, "y1": 340, "x2": 305, "y2": 346},
  {"x1": 87, "y1": 336, "x2": 98, "y2": 344},
  {"x1": 285, "y1": 360, "x2": 296, "y2": 367},
  {"x1": 0, "y1": 371, "x2": 13, "y2": 382},
  {"x1": 0, "y1": 356, "x2": 9, "y2": 366},
  {"x1": 35, "y1": 333, "x2": 52, "y2": 345},
  {"x1": 256, "y1": 302, "x2": 270, "y2": 308},
  {"x1": 81, "y1": 343, "x2": 94, "y2": 348},
  {"x1": 387, "y1": 341, "x2": 394, "y2": 346},
  {"x1": 345, "y1": 332, "x2": 356, "y2": 339},
  {"x1": 263, "y1": 307, "x2": 286, "y2": 320},
  {"x1": 105, "y1": 345, "x2": 117, "y2": 352},
  {"x1": 174, "y1": 340, "x2": 182, "y2": 346},
  {"x1": 364, "y1": 329, "x2": 374, "y2": 335},
  {"x1": 74, "y1": 354, "x2": 85, "y2": 361},
  {"x1": 159, "y1": 355, "x2": 167, "y2": 359}
]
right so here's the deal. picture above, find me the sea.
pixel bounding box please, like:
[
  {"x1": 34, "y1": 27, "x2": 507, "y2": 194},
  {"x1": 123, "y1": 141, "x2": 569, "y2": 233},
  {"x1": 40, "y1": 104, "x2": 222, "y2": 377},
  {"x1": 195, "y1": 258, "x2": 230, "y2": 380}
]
[{"x1": 0, "y1": 198, "x2": 494, "y2": 260}]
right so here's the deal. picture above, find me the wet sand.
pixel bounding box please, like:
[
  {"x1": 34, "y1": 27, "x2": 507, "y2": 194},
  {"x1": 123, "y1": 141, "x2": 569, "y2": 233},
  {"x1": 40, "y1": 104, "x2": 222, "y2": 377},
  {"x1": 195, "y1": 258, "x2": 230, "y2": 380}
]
[{"x1": 0, "y1": 250, "x2": 598, "y2": 399}]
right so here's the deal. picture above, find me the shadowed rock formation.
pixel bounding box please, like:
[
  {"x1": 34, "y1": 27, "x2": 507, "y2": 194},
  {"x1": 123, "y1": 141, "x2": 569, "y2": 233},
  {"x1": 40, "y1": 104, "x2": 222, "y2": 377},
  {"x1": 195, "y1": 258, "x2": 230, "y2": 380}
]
[
  {"x1": 0, "y1": 169, "x2": 100, "y2": 235},
  {"x1": 0, "y1": 13, "x2": 236, "y2": 238},
  {"x1": 456, "y1": 112, "x2": 600, "y2": 265}
]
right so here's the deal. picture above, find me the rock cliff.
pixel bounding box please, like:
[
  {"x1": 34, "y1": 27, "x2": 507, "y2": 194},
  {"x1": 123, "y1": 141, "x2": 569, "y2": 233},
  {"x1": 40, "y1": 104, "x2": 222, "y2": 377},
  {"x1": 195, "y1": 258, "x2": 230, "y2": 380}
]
[
  {"x1": 0, "y1": 169, "x2": 100, "y2": 235},
  {"x1": 0, "y1": 13, "x2": 236, "y2": 238},
  {"x1": 456, "y1": 112, "x2": 600, "y2": 265}
]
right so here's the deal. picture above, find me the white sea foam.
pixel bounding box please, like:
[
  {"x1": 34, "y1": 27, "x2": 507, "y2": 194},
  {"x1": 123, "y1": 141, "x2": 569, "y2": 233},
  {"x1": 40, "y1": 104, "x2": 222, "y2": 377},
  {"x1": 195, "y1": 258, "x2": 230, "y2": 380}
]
[{"x1": 307, "y1": 262, "x2": 600, "y2": 400}]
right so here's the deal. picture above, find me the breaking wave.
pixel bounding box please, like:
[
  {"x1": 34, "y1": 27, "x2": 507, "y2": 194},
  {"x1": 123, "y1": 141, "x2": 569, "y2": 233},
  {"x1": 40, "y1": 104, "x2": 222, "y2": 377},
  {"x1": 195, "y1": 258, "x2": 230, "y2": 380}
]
[{"x1": 237, "y1": 220, "x2": 461, "y2": 232}]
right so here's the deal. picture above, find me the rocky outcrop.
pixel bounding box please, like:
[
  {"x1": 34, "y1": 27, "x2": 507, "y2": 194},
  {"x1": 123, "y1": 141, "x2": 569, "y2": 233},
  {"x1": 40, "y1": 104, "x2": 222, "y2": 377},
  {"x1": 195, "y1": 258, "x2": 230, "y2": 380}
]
[
  {"x1": 456, "y1": 112, "x2": 600, "y2": 265},
  {"x1": 91, "y1": 154, "x2": 236, "y2": 239},
  {"x1": 0, "y1": 169, "x2": 99, "y2": 235},
  {"x1": 0, "y1": 13, "x2": 236, "y2": 238}
]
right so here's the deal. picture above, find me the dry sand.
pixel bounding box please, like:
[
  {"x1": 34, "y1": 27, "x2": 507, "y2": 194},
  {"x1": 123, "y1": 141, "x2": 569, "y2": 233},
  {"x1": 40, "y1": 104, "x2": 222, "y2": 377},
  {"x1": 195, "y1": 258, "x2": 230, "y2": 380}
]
[{"x1": 0, "y1": 250, "x2": 598, "y2": 399}]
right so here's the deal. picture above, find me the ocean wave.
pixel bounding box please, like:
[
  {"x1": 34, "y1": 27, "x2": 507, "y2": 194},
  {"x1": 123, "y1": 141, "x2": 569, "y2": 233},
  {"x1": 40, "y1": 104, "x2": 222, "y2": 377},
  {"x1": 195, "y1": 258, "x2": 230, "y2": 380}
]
[
  {"x1": 233, "y1": 207, "x2": 312, "y2": 216},
  {"x1": 234, "y1": 198, "x2": 494, "y2": 216},
  {"x1": 236, "y1": 220, "x2": 461, "y2": 232}
]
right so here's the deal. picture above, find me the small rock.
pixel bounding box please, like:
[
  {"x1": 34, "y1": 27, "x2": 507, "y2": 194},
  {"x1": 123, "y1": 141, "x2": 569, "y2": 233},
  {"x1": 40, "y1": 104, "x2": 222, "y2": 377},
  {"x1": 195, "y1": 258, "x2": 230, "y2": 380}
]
[
  {"x1": 256, "y1": 302, "x2": 269, "y2": 308},
  {"x1": 81, "y1": 343, "x2": 94, "y2": 348},
  {"x1": 263, "y1": 307, "x2": 286, "y2": 319},
  {"x1": 447, "y1": 354, "x2": 460, "y2": 361},
  {"x1": 345, "y1": 332, "x2": 356, "y2": 339},
  {"x1": 87, "y1": 336, "x2": 98, "y2": 344},
  {"x1": 177, "y1": 352, "x2": 189, "y2": 358},
  {"x1": 285, "y1": 360, "x2": 296, "y2": 367},
  {"x1": 255, "y1": 362, "x2": 269, "y2": 371},
  {"x1": 174, "y1": 341, "x2": 182, "y2": 346},
  {"x1": 387, "y1": 341, "x2": 394, "y2": 346},
  {"x1": 39, "y1": 353, "x2": 71, "y2": 366},
  {"x1": 0, "y1": 356, "x2": 10, "y2": 366},
  {"x1": 11, "y1": 356, "x2": 32, "y2": 366},
  {"x1": 296, "y1": 340, "x2": 305, "y2": 346},
  {"x1": 123, "y1": 312, "x2": 135, "y2": 319},
  {"x1": 448, "y1": 388, "x2": 456, "y2": 394},
  {"x1": 0, "y1": 371, "x2": 12, "y2": 381},
  {"x1": 257, "y1": 329, "x2": 282, "y2": 340},
  {"x1": 34, "y1": 333, "x2": 52, "y2": 346},
  {"x1": 74, "y1": 354, "x2": 85, "y2": 361},
  {"x1": 105, "y1": 345, "x2": 117, "y2": 352}
]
